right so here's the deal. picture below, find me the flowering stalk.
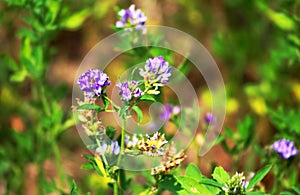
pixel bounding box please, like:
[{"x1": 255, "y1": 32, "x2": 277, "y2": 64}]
[{"x1": 75, "y1": 54, "x2": 173, "y2": 194}]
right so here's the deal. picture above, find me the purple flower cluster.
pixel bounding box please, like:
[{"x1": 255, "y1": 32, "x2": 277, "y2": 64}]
[
  {"x1": 96, "y1": 141, "x2": 120, "y2": 155},
  {"x1": 160, "y1": 104, "x2": 180, "y2": 121},
  {"x1": 140, "y1": 56, "x2": 172, "y2": 88},
  {"x1": 77, "y1": 69, "x2": 110, "y2": 98},
  {"x1": 117, "y1": 80, "x2": 142, "y2": 102},
  {"x1": 116, "y1": 4, "x2": 147, "y2": 31},
  {"x1": 272, "y1": 139, "x2": 298, "y2": 159}
]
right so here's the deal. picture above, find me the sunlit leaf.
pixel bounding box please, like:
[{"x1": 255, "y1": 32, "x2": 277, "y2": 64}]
[
  {"x1": 77, "y1": 104, "x2": 103, "y2": 112},
  {"x1": 60, "y1": 9, "x2": 90, "y2": 30},
  {"x1": 132, "y1": 105, "x2": 143, "y2": 123},
  {"x1": 138, "y1": 95, "x2": 156, "y2": 102},
  {"x1": 70, "y1": 180, "x2": 78, "y2": 195},
  {"x1": 176, "y1": 176, "x2": 212, "y2": 195},
  {"x1": 212, "y1": 166, "x2": 230, "y2": 186},
  {"x1": 186, "y1": 163, "x2": 203, "y2": 180}
]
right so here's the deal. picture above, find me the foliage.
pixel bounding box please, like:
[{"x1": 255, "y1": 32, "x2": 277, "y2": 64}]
[{"x1": 0, "y1": 0, "x2": 90, "y2": 193}]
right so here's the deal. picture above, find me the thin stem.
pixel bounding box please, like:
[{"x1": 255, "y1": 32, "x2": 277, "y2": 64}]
[
  {"x1": 113, "y1": 180, "x2": 118, "y2": 195},
  {"x1": 53, "y1": 142, "x2": 64, "y2": 184},
  {"x1": 117, "y1": 118, "x2": 126, "y2": 166},
  {"x1": 104, "y1": 110, "x2": 116, "y2": 113},
  {"x1": 40, "y1": 84, "x2": 51, "y2": 117},
  {"x1": 114, "y1": 118, "x2": 126, "y2": 195},
  {"x1": 104, "y1": 96, "x2": 120, "y2": 110},
  {"x1": 232, "y1": 154, "x2": 239, "y2": 172}
]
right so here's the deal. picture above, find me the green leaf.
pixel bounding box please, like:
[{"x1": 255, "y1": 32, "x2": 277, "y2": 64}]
[
  {"x1": 224, "y1": 127, "x2": 234, "y2": 139},
  {"x1": 267, "y1": 10, "x2": 295, "y2": 31},
  {"x1": 80, "y1": 162, "x2": 94, "y2": 170},
  {"x1": 77, "y1": 104, "x2": 103, "y2": 112},
  {"x1": 10, "y1": 70, "x2": 27, "y2": 82},
  {"x1": 1, "y1": 55, "x2": 19, "y2": 71},
  {"x1": 45, "y1": 0, "x2": 61, "y2": 24},
  {"x1": 60, "y1": 9, "x2": 90, "y2": 30},
  {"x1": 279, "y1": 192, "x2": 295, "y2": 195},
  {"x1": 70, "y1": 180, "x2": 78, "y2": 195},
  {"x1": 158, "y1": 174, "x2": 182, "y2": 194},
  {"x1": 186, "y1": 163, "x2": 203, "y2": 180},
  {"x1": 132, "y1": 105, "x2": 143, "y2": 123},
  {"x1": 199, "y1": 178, "x2": 224, "y2": 189},
  {"x1": 292, "y1": 186, "x2": 300, "y2": 194},
  {"x1": 82, "y1": 154, "x2": 104, "y2": 176},
  {"x1": 101, "y1": 95, "x2": 109, "y2": 110},
  {"x1": 247, "y1": 165, "x2": 272, "y2": 190},
  {"x1": 138, "y1": 95, "x2": 156, "y2": 102},
  {"x1": 82, "y1": 154, "x2": 94, "y2": 161},
  {"x1": 176, "y1": 176, "x2": 212, "y2": 195},
  {"x1": 177, "y1": 189, "x2": 191, "y2": 195},
  {"x1": 211, "y1": 166, "x2": 230, "y2": 186}
]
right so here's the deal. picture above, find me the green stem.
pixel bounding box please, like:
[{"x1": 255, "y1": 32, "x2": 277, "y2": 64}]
[
  {"x1": 39, "y1": 84, "x2": 51, "y2": 117},
  {"x1": 104, "y1": 96, "x2": 120, "y2": 111},
  {"x1": 53, "y1": 142, "x2": 64, "y2": 184},
  {"x1": 232, "y1": 154, "x2": 239, "y2": 172},
  {"x1": 114, "y1": 118, "x2": 126, "y2": 195},
  {"x1": 104, "y1": 110, "x2": 116, "y2": 113},
  {"x1": 113, "y1": 180, "x2": 118, "y2": 195},
  {"x1": 117, "y1": 118, "x2": 126, "y2": 166}
]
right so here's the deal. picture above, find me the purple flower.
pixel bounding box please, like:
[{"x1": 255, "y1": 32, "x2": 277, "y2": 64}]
[
  {"x1": 116, "y1": 4, "x2": 147, "y2": 32},
  {"x1": 172, "y1": 106, "x2": 181, "y2": 115},
  {"x1": 96, "y1": 142, "x2": 108, "y2": 155},
  {"x1": 140, "y1": 56, "x2": 172, "y2": 93},
  {"x1": 117, "y1": 80, "x2": 142, "y2": 102},
  {"x1": 110, "y1": 141, "x2": 120, "y2": 155},
  {"x1": 96, "y1": 141, "x2": 120, "y2": 155},
  {"x1": 125, "y1": 134, "x2": 139, "y2": 148},
  {"x1": 272, "y1": 139, "x2": 298, "y2": 159},
  {"x1": 160, "y1": 104, "x2": 173, "y2": 121},
  {"x1": 205, "y1": 112, "x2": 216, "y2": 125},
  {"x1": 160, "y1": 104, "x2": 181, "y2": 121},
  {"x1": 134, "y1": 88, "x2": 143, "y2": 98},
  {"x1": 77, "y1": 69, "x2": 110, "y2": 98}
]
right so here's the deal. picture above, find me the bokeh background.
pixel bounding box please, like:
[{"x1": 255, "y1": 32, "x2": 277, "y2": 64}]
[{"x1": 0, "y1": 0, "x2": 299, "y2": 194}]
